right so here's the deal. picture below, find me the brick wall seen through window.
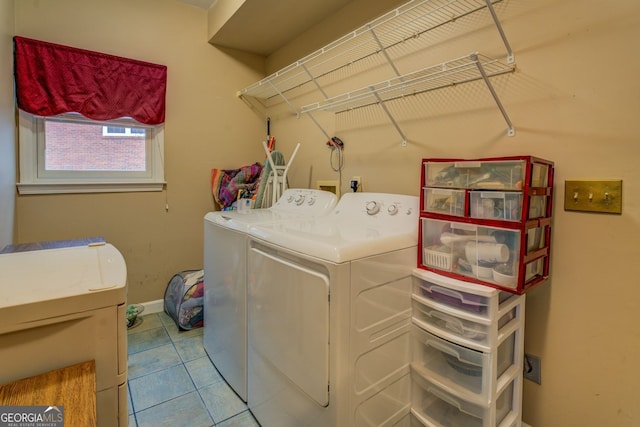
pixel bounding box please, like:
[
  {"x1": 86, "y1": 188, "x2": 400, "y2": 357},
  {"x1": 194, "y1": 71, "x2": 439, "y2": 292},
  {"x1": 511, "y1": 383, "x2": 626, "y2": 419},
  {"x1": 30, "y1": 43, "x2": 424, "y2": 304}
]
[{"x1": 45, "y1": 120, "x2": 146, "y2": 171}]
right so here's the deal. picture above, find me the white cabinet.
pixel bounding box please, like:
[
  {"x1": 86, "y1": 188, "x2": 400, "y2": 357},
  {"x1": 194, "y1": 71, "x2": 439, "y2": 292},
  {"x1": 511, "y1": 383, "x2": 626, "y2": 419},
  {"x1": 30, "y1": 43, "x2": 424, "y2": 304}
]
[
  {"x1": 411, "y1": 268, "x2": 525, "y2": 426},
  {"x1": 0, "y1": 242, "x2": 128, "y2": 426}
]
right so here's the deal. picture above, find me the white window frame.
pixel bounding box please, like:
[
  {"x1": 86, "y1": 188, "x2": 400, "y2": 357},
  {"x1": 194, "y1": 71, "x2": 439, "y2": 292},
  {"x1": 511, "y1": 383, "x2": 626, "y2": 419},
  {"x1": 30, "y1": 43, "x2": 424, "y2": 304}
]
[
  {"x1": 101, "y1": 126, "x2": 146, "y2": 137},
  {"x1": 17, "y1": 111, "x2": 165, "y2": 195}
]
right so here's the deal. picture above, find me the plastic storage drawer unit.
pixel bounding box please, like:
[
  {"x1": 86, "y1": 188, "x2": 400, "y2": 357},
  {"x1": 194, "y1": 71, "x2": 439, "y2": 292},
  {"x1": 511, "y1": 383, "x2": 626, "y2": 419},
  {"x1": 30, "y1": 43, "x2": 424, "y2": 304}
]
[
  {"x1": 418, "y1": 156, "x2": 554, "y2": 294},
  {"x1": 410, "y1": 269, "x2": 525, "y2": 426}
]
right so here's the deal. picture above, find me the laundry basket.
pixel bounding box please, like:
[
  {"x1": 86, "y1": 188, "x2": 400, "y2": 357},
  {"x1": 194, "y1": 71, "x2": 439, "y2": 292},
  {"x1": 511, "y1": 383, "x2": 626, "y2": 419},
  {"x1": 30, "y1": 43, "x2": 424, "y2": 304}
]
[{"x1": 163, "y1": 269, "x2": 205, "y2": 330}]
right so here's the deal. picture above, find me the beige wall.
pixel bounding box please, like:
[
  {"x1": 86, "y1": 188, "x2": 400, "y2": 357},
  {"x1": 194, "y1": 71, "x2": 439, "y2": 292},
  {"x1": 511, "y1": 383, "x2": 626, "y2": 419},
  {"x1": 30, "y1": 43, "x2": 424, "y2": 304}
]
[
  {"x1": 13, "y1": 0, "x2": 265, "y2": 303},
  {"x1": 263, "y1": 0, "x2": 640, "y2": 426},
  {"x1": 0, "y1": 0, "x2": 15, "y2": 248}
]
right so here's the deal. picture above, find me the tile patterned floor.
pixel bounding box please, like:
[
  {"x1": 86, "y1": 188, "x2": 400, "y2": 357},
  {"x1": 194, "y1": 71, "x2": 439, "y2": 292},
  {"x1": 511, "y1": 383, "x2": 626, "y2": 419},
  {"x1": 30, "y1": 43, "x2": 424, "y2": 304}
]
[{"x1": 127, "y1": 312, "x2": 259, "y2": 427}]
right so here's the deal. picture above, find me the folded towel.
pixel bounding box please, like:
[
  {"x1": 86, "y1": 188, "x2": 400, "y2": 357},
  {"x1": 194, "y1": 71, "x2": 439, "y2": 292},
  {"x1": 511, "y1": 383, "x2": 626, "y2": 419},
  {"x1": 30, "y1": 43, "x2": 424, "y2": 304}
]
[{"x1": 211, "y1": 163, "x2": 263, "y2": 209}]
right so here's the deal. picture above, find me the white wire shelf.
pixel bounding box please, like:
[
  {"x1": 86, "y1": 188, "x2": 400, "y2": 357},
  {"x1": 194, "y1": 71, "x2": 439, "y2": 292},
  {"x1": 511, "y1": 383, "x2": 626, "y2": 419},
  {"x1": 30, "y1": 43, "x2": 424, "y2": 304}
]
[
  {"x1": 300, "y1": 53, "x2": 513, "y2": 114},
  {"x1": 238, "y1": 0, "x2": 509, "y2": 102}
]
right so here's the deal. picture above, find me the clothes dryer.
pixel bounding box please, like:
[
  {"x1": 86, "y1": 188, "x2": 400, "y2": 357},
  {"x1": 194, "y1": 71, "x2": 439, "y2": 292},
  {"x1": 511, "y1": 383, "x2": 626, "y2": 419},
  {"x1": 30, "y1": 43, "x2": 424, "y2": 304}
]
[
  {"x1": 203, "y1": 188, "x2": 337, "y2": 402},
  {"x1": 246, "y1": 192, "x2": 419, "y2": 426}
]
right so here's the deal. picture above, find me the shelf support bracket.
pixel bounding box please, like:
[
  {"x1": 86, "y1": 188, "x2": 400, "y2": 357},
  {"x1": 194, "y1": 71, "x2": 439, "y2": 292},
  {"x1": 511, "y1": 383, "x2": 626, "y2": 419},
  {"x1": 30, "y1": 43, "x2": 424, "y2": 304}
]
[
  {"x1": 368, "y1": 24, "x2": 402, "y2": 77},
  {"x1": 268, "y1": 80, "x2": 300, "y2": 117},
  {"x1": 306, "y1": 111, "x2": 332, "y2": 140},
  {"x1": 302, "y1": 63, "x2": 329, "y2": 99},
  {"x1": 485, "y1": 0, "x2": 514, "y2": 64},
  {"x1": 472, "y1": 54, "x2": 515, "y2": 137},
  {"x1": 371, "y1": 87, "x2": 407, "y2": 146}
]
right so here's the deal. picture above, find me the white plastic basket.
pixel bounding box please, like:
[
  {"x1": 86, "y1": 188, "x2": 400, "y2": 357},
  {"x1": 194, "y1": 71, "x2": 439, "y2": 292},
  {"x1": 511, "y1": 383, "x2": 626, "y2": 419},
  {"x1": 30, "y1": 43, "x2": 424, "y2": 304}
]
[{"x1": 424, "y1": 247, "x2": 453, "y2": 271}]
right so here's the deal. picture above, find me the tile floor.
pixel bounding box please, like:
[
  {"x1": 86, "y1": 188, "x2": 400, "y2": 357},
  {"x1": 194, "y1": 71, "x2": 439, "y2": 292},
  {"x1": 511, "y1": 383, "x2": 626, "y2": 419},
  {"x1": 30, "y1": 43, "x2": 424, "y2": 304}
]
[{"x1": 126, "y1": 312, "x2": 259, "y2": 427}]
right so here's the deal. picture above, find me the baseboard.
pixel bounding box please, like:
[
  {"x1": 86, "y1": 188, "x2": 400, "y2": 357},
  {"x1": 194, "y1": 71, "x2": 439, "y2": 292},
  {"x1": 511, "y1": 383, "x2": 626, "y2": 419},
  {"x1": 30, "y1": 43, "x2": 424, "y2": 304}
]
[{"x1": 138, "y1": 299, "x2": 164, "y2": 315}]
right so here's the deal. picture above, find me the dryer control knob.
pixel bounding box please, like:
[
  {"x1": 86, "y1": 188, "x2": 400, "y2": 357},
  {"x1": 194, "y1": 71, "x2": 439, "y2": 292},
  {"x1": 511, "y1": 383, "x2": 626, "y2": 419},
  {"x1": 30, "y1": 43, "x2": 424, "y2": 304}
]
[
  {"x1": 387, "y1": 204, "x2": 399, "y2": 215},
  {"x1": 307, "y1": 197, "x2": 316, "y2": 206},
  {"x1": 287, "y1": 195, "x2": 294, "y2": 203},
  {"x1": 295, "y1": 195, "x2": 306, "y2": 205},
  {"x1": 366, "y1": 201, "x2": 380, "y2": 215}
]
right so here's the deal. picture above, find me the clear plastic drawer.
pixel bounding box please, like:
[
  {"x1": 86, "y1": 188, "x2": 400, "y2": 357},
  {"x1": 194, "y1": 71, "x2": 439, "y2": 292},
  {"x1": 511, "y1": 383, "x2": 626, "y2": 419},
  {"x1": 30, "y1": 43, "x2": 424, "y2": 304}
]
[
  {"x1": 469, "y1": 191, "x2": 523, "y2": 221},
  {"x1": 412, "y1": 270, "x2": 514, "y2": 317},
  {"x1": 421, "y1": 218, "x2": 521, "y2": 288},
  {"x1": 412, "y1": 327, "x2": 516, "y2": 399},
  {"x1": 468, "y1": 191, "x2": 548, "y2": 222},
  {"x1": 526, "y1": 223, "x2": 548, "y2": 254},
  {"x1": 423, "y1": 160, "x2": 526, "y2": 190},
  {"x1": 412, "y1": 297, "x2": 517, "y2": 349},
  {"x1": 530, "y1": 162, "x2": 550, "y2": 187},
  {"x1": 413, "y1": 275, "x2": 491, "y2": 314},
  {"x1": 525, "y1": 257, "x2": 545, "y2": 282},
  {"x1": 423, "y1": 188, "x2": 466, "y2": 216},
  {"x1": 411, "y1": 370, "x2": 514, "y2": 427},
  {"x1": 528, "y1": 195, "x2": 548, "y2": 219}
]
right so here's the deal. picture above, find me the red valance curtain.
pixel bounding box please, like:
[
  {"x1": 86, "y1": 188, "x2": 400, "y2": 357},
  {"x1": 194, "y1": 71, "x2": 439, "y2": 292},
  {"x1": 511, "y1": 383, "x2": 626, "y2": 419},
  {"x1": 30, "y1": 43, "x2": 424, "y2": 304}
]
[{"x1": 14, "y1": 36, "x2": 167, "y2": 125}]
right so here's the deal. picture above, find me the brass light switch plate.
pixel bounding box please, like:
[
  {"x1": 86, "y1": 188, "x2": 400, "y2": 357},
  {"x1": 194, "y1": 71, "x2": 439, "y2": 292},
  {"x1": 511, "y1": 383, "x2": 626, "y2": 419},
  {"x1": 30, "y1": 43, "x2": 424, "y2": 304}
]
[{"x1": 564, "y1": 180, "x2": 622, "y2": 214}]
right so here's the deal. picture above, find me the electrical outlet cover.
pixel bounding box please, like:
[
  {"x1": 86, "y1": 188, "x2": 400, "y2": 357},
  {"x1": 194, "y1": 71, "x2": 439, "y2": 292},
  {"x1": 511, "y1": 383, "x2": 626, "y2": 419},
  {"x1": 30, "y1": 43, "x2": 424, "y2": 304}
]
[{"x1": 524, "y1": 353, "x2": 541, "y2": 384}]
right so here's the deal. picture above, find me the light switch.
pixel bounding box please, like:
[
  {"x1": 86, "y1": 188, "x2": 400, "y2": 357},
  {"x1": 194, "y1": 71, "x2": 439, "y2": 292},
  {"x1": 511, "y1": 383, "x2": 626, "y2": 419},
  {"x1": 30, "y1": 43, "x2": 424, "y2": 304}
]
[{"x1": 564, "y1": 180, "x2": 622, "y2": 214}]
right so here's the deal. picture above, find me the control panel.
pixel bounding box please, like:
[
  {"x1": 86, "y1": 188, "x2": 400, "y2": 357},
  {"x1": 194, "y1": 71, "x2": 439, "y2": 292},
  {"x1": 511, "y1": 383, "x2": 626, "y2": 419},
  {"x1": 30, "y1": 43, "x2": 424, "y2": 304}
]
[
  {"x1": 364, "y1": 199, "x2": 414, "y2": 217},
  {"x1": 274, "y1": 189, "x2": 338, "y2": 213}
]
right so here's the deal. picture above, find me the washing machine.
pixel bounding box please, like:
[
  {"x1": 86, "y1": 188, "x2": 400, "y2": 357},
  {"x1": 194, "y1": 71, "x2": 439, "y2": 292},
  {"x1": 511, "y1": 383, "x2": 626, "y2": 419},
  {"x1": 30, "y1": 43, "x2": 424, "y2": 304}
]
[
  {"x1": 203, "y1": 188, "x2": 337, "y2": 402},
  {"x1": 246, "y1": 192, "x2": 419, "y2": 427}
]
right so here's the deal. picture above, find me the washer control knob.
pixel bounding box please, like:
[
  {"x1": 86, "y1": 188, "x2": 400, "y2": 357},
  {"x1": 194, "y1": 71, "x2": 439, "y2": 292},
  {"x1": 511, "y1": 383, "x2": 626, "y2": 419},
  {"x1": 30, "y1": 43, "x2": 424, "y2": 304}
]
[
  {"x1": 307, "y1": 197, "x2": 316, "y2": 206},
  {"x1": 287, "y1": 195, "x2": 294, "y2": 203},
  {"x1": 387, "y1": 204, "x2": 399, "y2": 215},
  {"x1": 366, "y1": 201, "x2": 380, "y2": 215},
  {"x1": 294, "y1": 194, "x2": 305, "y2": 205}
]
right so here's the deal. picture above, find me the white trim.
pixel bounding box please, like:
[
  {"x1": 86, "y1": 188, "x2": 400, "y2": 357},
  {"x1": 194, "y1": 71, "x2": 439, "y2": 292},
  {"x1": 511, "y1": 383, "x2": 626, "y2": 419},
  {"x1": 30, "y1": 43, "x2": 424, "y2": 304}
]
[
  {"x1": 17, "y1": 181, "x2": 165, "y2": 194},
  {"x1": 102, "y1": 125, "x2": 146, "y2": 137}
]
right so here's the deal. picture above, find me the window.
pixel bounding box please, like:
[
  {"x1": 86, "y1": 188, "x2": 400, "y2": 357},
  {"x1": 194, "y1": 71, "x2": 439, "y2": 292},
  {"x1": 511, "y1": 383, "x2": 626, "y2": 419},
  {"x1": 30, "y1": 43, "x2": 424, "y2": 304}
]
[{"x1": 18, "y1": 111, "x2": 165, "y2": 194}]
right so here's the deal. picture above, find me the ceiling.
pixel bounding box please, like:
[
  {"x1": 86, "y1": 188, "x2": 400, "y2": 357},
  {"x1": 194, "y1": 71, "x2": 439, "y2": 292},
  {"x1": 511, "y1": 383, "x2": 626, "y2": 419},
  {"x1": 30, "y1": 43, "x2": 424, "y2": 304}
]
[
  {"x1": 178, "y1": 0, "x2": 353, "y2": 56},
  {"x1": 178, "y1": 0, "x2": 215, "y2": 9}
]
